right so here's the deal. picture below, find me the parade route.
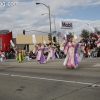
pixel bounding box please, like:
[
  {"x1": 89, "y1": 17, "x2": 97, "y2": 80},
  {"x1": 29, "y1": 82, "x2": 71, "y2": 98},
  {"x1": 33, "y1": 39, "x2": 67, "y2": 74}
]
[
  {"x1": 0, "y1": 58, "x2": 100, "y2": 100},
  {"x1": 0, "y1": 72, "x2": 100, "y2": 87},
  {"x1": 0, "y1": 0, "x2": 100, "y2": 100}
]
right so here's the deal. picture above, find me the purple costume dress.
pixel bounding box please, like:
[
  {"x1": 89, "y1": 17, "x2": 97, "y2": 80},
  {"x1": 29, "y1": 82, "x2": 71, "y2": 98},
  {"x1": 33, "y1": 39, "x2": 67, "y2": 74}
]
[
  {"x1": 36, "y1": 46, "x2": 46, "y2": 63},
  {"x1": 63, "y1": 42, "x2": 78, "y2": 69},
  {"x1": 47, "y1": 47, "x2": 55, "y2": 61}
]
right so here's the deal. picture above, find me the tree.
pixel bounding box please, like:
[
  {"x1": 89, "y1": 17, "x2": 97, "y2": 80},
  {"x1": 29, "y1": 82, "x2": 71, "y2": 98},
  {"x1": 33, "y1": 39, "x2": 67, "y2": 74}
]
[{"x1": 80, "y1": 29, "x2": 90, "y2": 38}]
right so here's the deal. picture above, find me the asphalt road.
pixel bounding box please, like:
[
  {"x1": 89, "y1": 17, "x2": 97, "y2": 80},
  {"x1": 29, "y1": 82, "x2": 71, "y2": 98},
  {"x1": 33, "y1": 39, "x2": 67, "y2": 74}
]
[{"x1": 0, "y1": 58, "x2": 100, "y2": 100}]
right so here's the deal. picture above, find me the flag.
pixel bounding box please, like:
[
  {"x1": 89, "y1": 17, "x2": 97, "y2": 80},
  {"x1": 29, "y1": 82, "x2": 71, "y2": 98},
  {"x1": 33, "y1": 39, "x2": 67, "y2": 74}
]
[
  {"x1": 10, "y1": 40, "x2": 17, "y2": 52},
  {"x1": 87, "y1": 23, "x2": 95, "y2": 33},
  {"x1": 62, "y1": 31, "x2": 69, "y2": 40},
  {"x1": 32, "y1": 34, "x2": 36, "y2": 45},
  {"x1": 56, "y1": 31, "x2": 63, "y2": 41},
  {"x1": 57, "y1": 31, "x2": 62, "y2": 36},
  {"x1": 10, "y1": 40, "x2": 15, "y2": 47},
  {"x1": 74, "y1": 35, "x2": 77, "y2": 40},
  {"x1": 43, "y1": 40, "x2": 47, "y2": 47},
  {"x1": 62, "y1": 34, "x2": 66, "y2": 40},
  {"x1": 52, "y1": 31, "x2": 57, "y2": 35}
]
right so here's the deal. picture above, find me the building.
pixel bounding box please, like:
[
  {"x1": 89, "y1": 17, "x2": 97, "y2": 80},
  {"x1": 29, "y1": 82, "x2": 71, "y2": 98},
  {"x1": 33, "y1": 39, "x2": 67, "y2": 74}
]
[
  {"x1": 0, "y1": 30, "x2": 12, "y2": 51},
  {"x1": 16, "y1": 34, "x2": 82, "y2": 51},
  {"x1": 0, "y1": 30, "x2": 82, "y2": 52},
  {"x1": 16, "y1": 34, "x2": 54, "y2": 51}
]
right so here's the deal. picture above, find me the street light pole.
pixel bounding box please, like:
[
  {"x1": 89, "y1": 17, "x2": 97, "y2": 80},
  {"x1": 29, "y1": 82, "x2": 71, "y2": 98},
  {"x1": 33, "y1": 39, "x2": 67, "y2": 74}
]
[
  {"x1": 48, "y1": 5, "x2": 52, "y2": 44},
  {"x1": 53, "y1": 15, "x2": 56, "y2": 32},
  {"x1": 36, "y1": 2, "x2": 52, "y2": 44},
  {"x1": 42, "y1": 13, "x2": 56, "y2": 32}
]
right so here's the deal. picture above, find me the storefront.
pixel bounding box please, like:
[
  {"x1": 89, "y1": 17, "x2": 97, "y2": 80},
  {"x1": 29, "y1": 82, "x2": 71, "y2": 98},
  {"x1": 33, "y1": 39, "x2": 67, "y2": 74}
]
[
  {"x1": 16, "y1": 34, "x2": 53, "y2": 51},
  {"x1": 0, "y1": 30, "x2": 12, "y2": 51}
]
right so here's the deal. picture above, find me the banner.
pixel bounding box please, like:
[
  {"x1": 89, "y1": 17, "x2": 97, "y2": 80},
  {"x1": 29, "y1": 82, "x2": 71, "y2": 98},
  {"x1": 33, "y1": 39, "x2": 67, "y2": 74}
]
[
  {"x1": 87, "y1": 23, "x2": 95, "y2": 33},
  {"x1": 60, "y1": 21, "x2": 73, "y2": 29},
  {"x1": 10, "y1": 40, "x2": 15, "y2": 47},
  {"x1": 43, "y1": 40, "x2": 47, "y2": 47},
  {"x1": 52, "y1": 31, "x2": 57, "y2": 35},
  {"x1": 32, "y1": 34, "x2": 36, "y2": 45}
]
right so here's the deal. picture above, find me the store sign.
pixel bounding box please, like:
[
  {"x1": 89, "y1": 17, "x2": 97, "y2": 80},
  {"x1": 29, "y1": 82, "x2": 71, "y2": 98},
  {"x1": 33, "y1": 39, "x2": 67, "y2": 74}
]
[{"x1": 60, "y1": 21, "x2": 73, "y2": 29}]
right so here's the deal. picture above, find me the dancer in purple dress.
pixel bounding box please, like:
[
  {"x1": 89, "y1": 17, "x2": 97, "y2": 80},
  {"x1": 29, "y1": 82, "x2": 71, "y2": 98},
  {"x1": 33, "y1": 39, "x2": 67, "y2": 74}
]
[
  {"x1": 63, "y1": 35, "x2": 78, "y2": 69},
  {"x1": 47, "y1": 45, "x2": 55, "y2": 62},
  {"x1": 63, "y1": 35, "x2": 85, "y2": 69},
  {"x1": 36, "y1": 43, "x2": 46, "y2": 64}
]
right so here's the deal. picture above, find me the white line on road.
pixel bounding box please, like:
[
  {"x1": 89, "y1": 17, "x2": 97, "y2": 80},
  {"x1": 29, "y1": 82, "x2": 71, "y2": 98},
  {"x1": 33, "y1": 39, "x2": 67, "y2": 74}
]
[
  {"x1": 0, "y1": 73, "x2": 9, "y2": 76},
  {"x1": 94, "y1": 64, "x2": 100, "y2": 67},
  {"x1": 0, "y1": 73, "x2": 100, "y2": 87}
]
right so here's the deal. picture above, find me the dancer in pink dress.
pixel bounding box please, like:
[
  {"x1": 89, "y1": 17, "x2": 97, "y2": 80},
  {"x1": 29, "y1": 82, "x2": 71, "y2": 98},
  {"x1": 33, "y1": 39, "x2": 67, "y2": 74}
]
[
  {"x1": 63, "y1": 35, "x2": 78, "y2": 69},
  {"x1": 36, "y1": 43, "x2": 46, "y2": 64},
  {"x1": 47, "y1": 45, "x2": 55, "y2": 62}
]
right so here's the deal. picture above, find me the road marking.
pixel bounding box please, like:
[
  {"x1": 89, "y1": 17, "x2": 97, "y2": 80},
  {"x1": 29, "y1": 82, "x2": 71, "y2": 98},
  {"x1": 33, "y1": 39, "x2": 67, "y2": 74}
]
[
  {"x1": 94, "y1": 64, "x2": 100, "y2": 67},
  {"x1": 0, "y1": 73, "x2": 100, "y2": 87},
  {"x1": 0, "y1": 73, "x2": 9, "y2": 76}
]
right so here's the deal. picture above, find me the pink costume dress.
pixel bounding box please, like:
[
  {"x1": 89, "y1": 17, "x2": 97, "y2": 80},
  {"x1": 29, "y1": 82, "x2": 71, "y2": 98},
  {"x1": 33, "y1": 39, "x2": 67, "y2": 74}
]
[
  {"x1": 47, "y1": 47, "x2": 55, "y2": 61},
  {"x1": 63, "y1": 42, "x2": 78, "y2": 68},
  {"x1": 36, "y1": 46, "x2": 46, "y2": 63}
]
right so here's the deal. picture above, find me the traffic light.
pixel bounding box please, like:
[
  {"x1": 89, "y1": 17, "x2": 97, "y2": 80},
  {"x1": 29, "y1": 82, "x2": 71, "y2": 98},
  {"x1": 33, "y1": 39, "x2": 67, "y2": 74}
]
[
  {"x1": 53, "y1": 36, "x2": 57, "y2": 42},
  {"x1": 48, "y1": 33, "x2": 52, "y2": 41},
  {"x1": 67, "y1": 35, "x2": 70, "y2": 40},
  {"x1": 49, "y1": 42, "x2": 52, "y2": 45},
  {"x1": 23, "y1": 30, "x2": 25, "y2": 35},
  {"x1": 54, "y1": 43, "x2": 57, "y2": 46}
]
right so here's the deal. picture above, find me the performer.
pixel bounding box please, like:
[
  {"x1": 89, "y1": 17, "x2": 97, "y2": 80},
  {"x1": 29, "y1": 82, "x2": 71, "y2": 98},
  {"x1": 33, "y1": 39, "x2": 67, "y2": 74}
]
[
  {"x1": 95, "y1": 33, "x2": 100, "y2": 47},
  {"x1": 16, "y1": 48, "x2": 24, "y2": 63},
  {"x1": 36, "y1": 43, "x2": 46, "y2": 64},
  {"x1": 47, "y1": 45, "x2": 55, "y2": 62},
  {"x1": 0, "y1": 51, "x2": 6, "y2": 65},
  {"x1": 63, "y1": 35, "x2": 79, "y2": 69}
]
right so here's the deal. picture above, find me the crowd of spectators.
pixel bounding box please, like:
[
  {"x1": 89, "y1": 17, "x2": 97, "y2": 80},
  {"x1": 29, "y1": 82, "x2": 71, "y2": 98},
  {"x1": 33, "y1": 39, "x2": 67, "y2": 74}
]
[
  {"x1": 80, "y1": 32, "x2": 100, "y2": 58},
  {"x1": 2, "y1": 31, "x2": 100, "y2": 60},
  {"x1": 5, "y1": 51, "x2": 15, "y2": 59}
]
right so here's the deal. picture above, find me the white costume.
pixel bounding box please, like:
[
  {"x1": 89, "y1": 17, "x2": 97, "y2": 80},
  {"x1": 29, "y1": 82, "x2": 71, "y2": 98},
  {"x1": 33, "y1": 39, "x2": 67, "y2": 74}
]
[{"x1": 0, "y1": 52, "x2": 5, "y2": 65}]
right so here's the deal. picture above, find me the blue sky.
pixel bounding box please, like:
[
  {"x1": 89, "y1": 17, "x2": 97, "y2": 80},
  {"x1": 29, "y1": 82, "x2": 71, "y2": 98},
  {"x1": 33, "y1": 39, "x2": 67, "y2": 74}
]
[
  {"x1": 58, "y1": 4, "x2": 100, "y2": 20},
  {"x1": 0, "y1": 0, "x2": 100, "y2": 36},
  {"x1": 68, "y1": 5, "x2": 100, "y2": 20}
]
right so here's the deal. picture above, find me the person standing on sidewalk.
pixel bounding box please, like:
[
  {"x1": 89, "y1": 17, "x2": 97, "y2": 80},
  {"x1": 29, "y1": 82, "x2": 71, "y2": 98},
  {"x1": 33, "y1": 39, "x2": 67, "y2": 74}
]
[
  {"x1": 6, "y1": 52, "x2": 9, "y2": 59},
  {"x1": 25, "y1": 50, "x2": 30, "y2": 61}
]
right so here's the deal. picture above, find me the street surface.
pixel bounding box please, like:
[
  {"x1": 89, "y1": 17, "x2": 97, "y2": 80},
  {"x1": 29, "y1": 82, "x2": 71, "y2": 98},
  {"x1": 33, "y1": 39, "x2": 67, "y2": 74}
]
[{"x1": 0, "y1": 58, "x2": 100, "y2": 100}]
